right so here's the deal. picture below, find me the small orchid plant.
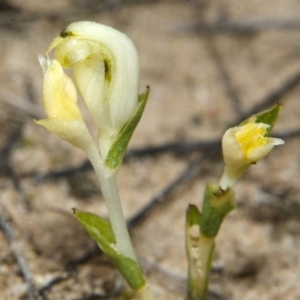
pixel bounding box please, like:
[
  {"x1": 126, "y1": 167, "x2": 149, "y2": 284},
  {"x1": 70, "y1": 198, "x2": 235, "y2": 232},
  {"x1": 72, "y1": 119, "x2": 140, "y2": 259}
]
[{"x1": 36, "y1": 21, "x2": 284, "y2": 300}]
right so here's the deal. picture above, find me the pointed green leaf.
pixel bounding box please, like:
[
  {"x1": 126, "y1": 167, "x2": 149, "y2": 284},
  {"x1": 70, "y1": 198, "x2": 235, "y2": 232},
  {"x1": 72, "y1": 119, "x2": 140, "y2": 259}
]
[
  {"x1": 240, "y1": 103, "x2": 282, "y2": 136},
  {"x1": 254, "y1": 103, "x2": 282, "y2": 136},
  {"x1": 105, "y1": 87, "x2": 150, "y2": 169},
  {"x1": 186, "y1": 204, "x2": 201, "y2": 227},
  {"x1": 73, "y1": 209, "x2": 116, "y2": 255},
  {"x1": 73, "y1": 209, "x2": 146, "y2": 290}
]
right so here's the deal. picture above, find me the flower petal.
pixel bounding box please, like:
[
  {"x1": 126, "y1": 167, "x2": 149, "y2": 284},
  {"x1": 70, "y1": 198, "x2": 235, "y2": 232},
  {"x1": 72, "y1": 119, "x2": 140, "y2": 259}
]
[
  {"x1": 220, "y1": 120, "x2": 284, "y2": 189},
  {"x1": 34, "y1": 119, "x2": 92, "y2": 150},
  {"x1": 40, "y1": 57, "x2": 83, "y2": 121}
]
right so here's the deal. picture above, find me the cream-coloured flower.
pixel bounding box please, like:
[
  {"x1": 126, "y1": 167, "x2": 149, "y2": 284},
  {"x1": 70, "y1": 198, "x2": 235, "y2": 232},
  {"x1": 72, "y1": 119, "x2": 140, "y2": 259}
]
[
  {"x1": 45, "y1": 21, "x2": 140, "y2": 158},
  {"x1": 35, "y1": 55, "x2": 92, "y2": 150},
  {"x1": 220, "y1": 119, "x2": 284, "y2": 189}
]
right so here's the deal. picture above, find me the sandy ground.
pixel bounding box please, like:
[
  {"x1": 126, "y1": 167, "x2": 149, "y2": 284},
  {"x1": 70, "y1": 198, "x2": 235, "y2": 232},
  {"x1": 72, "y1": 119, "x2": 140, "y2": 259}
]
[{"x1": 1, "y1": 1, "x2": 300, "y2": 299}]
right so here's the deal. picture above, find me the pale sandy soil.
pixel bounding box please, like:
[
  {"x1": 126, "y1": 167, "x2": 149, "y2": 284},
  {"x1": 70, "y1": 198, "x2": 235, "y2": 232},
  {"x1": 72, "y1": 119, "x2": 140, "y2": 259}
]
[{"x1": 1, "y1": 1, "x2": 300, "y2": 300}]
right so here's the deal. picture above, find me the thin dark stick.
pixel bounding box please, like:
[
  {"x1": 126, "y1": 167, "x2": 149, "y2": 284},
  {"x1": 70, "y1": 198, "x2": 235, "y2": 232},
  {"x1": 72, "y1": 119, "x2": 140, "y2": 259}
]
[
  {"x1": 205, "y1": 35, "x2": 243, "y2": 116},
  {"x1": 34, "y1": 160, "x2": 91, "y2": 183},
  {"x1": 194, "y1": 17, "x2": 300, "y2": 34},
  {"x1": 0, "y1": 0, "x2": 20, "y2": 11},
  {"x1": 0, "y1": 214, "x2": 36, "y2": 300},
  {"x1": 66, "y1": 244, "x2": 100, "y2": 268},
  {"x1": 128, "y1": 153, "x2": 208, "y2": 227},
  {"x1": 38, "y1": 272, "x2": 71, "y2": 296},
  {"x1": 0, "y1": 123, "x2": 23, "y2": 177},
  {"x1": 33, "y1": 140, "x2": 220, "y2": 182},
  {"x1": 126, "y1": 140, "x2": 219, "y2": 159},
  {"x1": 278, "y1": 128, "x2": 300, "y2": 140},
  {"x1": 34, "y1": 125, "x2": 300, "y2": 184},
  {"x1": 238, "y1": 70, "x2": 300, "y2": 123}
]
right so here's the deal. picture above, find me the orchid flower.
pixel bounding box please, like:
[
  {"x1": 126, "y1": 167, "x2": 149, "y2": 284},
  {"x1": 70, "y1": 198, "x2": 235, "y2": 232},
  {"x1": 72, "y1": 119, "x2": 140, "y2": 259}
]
[
  {"x1": 41, "y1": 21, "x2": 140, "y2": 158},
  {"x1": 220, "y1": 118, "x2": 284, "y2": 189}
]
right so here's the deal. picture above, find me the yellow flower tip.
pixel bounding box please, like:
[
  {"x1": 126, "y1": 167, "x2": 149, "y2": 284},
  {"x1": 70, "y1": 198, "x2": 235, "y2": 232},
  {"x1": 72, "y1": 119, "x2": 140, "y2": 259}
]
[
  {"x1": 235, "y1": 122, "x2": 284, "y2": 164},
  {"x1": 36, "y1": 55, "x2": 90, "y2": 150},
  {"x1": 40, "y1": 56, "x2": 83, "y2": 122},
  {"x1": 220, "y1": 121, "x2": 284, "y2": 189}
]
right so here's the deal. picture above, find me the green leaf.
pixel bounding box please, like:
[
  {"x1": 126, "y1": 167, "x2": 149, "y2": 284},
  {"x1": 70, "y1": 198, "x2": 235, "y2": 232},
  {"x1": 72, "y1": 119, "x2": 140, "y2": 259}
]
[
  {"x1": 74, "y1": 209, "x2": 146, "y2": 290},
  {"x1": 240, "y1": 103, "x2": 282, "y2": 136},
  {"x1": 105, "y1": 87, "x2": 150, "y2": 169},
  {"x1": 109, "y1": 252, "x2": 146, "y2": 290},
  {"x1": 254, "y1": 103, "x2": 282, "y2": 136},
  {"x1": 186, "y1": 204, "x2": 201, "y2": 227},
  {"x1": 73, "y1": 209, "x2": 115, "y2": 255},
  {"x1": 200, "y1": 183, "x2": 235, "y2": 238}
]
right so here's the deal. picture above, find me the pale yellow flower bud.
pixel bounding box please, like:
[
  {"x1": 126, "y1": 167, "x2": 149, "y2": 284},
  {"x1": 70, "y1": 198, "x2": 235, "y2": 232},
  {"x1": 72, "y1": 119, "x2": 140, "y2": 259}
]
[
  {"x1": 35, "y1": 55, "x2": 92, "y2": 150},
  {"x1": 46, "y1": 21, "x2": 140, "y2": 158},
  {"x1": 220, "y1": 120, "x2": 284, "y2": 189}
]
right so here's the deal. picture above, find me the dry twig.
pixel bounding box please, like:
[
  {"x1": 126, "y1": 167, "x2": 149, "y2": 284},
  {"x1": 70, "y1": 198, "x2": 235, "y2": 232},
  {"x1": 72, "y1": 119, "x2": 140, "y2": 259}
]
[{"x1": 0, "y1": 213, "x2": 36, "y2": 300}]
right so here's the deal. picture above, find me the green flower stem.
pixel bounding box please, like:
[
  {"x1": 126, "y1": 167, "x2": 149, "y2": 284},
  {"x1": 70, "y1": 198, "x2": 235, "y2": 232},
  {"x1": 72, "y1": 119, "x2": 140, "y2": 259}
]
[
  {"x1": 85, "y1": 143, "x2": 157, "y2": 300},
  {"x1": 85, "y1": 142, "x2": 137, "y2": 262},
  {"x1": 186, "y1": 185, "x2": 235, "y2": 300},
  {"x1": 200, "y1": 184, "x2": 235, "y2": 238}
]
